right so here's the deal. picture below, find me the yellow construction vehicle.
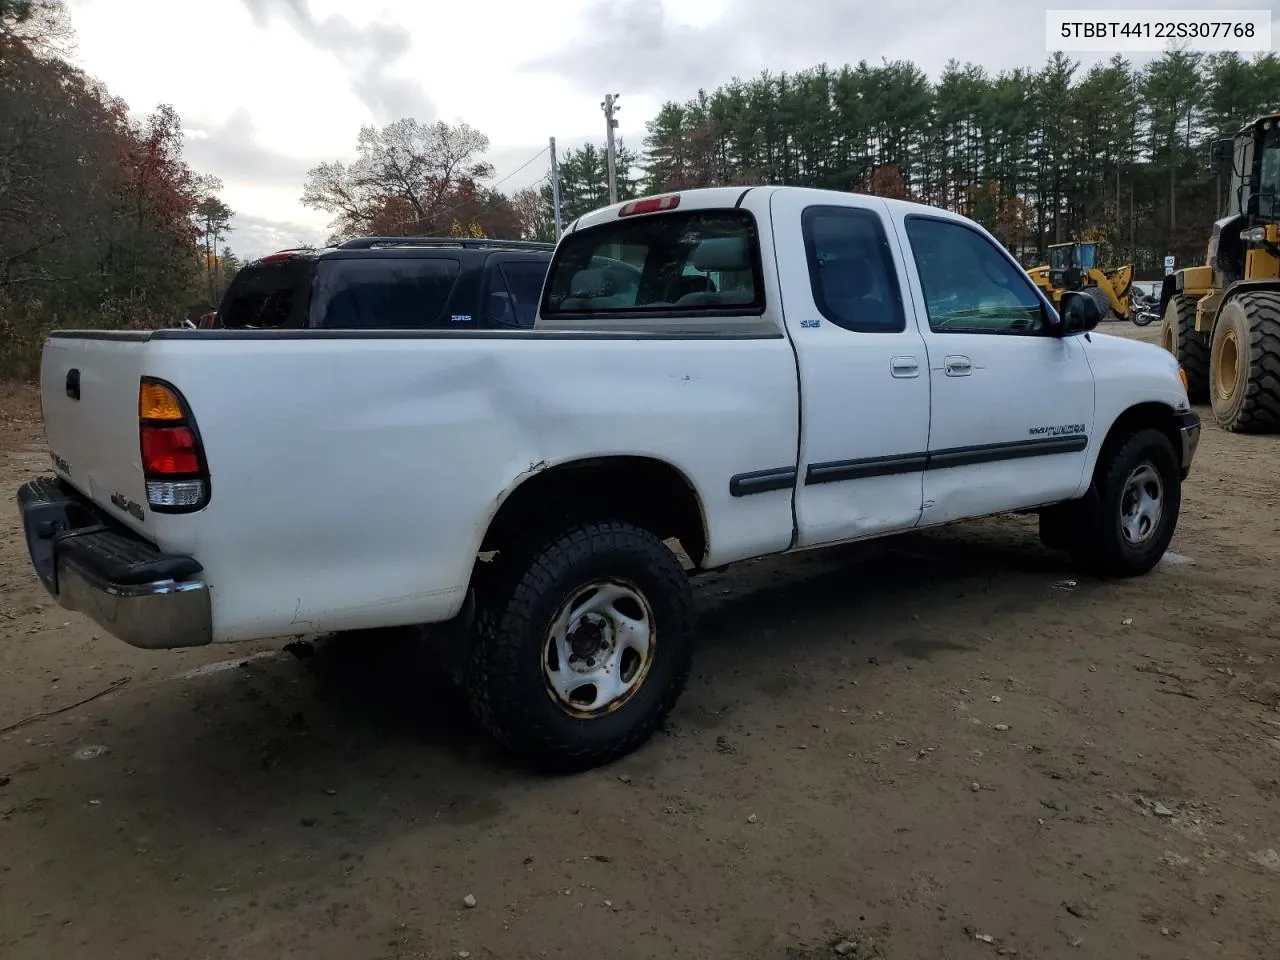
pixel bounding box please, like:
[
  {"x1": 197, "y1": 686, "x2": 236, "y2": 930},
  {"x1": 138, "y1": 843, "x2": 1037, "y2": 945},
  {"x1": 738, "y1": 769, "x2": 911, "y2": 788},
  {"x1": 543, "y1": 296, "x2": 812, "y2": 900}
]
[
  {"x1": 1028, "y1": 241, "x2": 1134, "y2": 321},
  {"x1": 1160, "y1": 110, "x2": 1280, "y2": 432}
]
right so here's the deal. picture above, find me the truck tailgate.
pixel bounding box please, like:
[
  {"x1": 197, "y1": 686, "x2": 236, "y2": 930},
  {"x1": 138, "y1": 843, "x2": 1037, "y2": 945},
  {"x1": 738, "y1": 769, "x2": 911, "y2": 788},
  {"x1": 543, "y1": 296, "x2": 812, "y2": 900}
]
[{"x1": 39, "y1": 333, "x2": 150, "y2": 534}]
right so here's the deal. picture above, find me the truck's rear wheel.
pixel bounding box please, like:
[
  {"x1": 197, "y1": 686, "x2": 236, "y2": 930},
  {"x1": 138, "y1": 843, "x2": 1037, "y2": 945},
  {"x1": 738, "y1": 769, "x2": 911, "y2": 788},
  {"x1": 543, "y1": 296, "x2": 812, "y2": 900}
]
[
  {"x1": 465, "y1": 520, "x2": 695, "y2": 772},
  {"x1": 1162, "y1": 294, "x2": 1209, "y2": 404},
  {"x1": 1070, "y1": 428, "x2": 1181, "y2": 577},
  {"x1": 1209, "y1": 292, "x2": 1280, "y2": 433}
]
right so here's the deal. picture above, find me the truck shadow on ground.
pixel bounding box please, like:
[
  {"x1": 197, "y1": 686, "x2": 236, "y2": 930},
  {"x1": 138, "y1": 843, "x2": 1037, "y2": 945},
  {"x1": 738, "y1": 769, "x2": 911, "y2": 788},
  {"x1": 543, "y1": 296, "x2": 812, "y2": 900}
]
[
  {"x1": 29, "y1": 519, "x2": 1106, "y2": 858},
  {"x1": 294, "y1": 519, "x2": 1079, "y2": 745}
]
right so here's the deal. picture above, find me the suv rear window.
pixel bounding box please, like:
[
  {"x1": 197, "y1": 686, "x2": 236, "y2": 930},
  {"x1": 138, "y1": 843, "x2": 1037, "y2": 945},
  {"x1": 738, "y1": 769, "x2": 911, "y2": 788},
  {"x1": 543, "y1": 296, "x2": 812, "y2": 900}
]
[
  {"x1": 542, "y1": 210, "x2": 764, "y2": 317},
  {"x1": 217, "y1": 260, "x2": 313, "y2": 329},
  {"x1": 310, "y1": 258, "x2": 461, "y2": 329}
]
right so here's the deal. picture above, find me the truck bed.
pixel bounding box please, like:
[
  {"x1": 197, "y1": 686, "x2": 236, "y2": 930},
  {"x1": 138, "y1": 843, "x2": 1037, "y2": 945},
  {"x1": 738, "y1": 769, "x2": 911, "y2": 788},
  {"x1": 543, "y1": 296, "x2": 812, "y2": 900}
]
[{"x1": 37, "y1": 326, "x2": 801, "y2": 641}]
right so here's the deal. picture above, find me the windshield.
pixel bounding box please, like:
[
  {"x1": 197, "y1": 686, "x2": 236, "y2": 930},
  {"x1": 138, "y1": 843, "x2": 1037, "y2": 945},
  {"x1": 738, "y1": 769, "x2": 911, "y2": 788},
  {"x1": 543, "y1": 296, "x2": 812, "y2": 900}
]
[{"x1": 541, "y1": 209, "x2": 764, "y2": 317}]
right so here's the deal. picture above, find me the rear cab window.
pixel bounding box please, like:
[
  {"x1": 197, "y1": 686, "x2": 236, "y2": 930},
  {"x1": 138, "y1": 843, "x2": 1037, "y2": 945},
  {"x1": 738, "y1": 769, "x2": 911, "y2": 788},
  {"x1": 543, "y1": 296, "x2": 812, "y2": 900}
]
[
  {"x1": 310, "y1": 257, "x2": 461, "y2": 329},
  {"x1": 540, "y1": 209, "x2": 766, "y2": 328}
]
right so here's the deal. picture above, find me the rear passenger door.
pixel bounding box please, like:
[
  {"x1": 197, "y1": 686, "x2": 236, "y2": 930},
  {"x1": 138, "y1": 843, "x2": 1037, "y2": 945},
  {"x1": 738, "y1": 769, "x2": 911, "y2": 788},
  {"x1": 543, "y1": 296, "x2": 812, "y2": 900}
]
[{"x1": 770, "y1": 190, "x2": 930, "y2": 548}]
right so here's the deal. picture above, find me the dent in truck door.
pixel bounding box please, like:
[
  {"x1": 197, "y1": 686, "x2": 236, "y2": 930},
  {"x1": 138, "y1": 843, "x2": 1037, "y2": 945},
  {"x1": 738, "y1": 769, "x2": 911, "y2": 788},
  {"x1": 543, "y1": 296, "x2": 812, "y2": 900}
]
[
  {"x1": 769, "y1": 190, "x2": 929, "y2": 547},
  {"x1": 898, "y1": 214, "x2": 1095, "y2": 525}
]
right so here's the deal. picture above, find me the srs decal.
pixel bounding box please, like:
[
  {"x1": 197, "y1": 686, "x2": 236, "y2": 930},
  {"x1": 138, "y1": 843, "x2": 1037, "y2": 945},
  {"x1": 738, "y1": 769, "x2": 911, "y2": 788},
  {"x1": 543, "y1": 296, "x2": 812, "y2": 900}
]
[{"x1": 1028, "y1": 423, "x2": 1086, "y2": 438}]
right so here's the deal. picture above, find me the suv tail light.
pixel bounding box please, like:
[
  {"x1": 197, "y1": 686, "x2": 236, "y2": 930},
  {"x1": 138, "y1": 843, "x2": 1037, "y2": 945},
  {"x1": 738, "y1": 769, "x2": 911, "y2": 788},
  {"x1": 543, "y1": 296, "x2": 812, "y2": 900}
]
[{"x1": 138, "y1": 378, "x2": 210, "y2": 512}]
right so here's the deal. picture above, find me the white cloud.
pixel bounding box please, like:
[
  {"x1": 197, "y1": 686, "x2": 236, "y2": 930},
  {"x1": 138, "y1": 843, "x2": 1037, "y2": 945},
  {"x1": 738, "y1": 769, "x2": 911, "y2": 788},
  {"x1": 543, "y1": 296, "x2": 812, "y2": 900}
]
[{"x1": 61, "y1": 0, "x2": 1280, "y2": 260}]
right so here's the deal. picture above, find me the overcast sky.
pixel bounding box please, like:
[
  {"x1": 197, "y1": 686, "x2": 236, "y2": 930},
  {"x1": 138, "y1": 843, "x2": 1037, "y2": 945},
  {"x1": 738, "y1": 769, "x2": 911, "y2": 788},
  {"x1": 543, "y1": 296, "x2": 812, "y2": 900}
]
[{"x1": 62, "y1": 0, "x2": 1277, "y2": 260}]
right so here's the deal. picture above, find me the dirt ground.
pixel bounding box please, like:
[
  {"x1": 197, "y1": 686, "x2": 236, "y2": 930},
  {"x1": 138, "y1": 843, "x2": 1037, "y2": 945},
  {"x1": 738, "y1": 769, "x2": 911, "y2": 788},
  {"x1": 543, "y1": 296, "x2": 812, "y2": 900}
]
[{"x1": 1, "y1": 324, "x2": 1278, "y2": 960}]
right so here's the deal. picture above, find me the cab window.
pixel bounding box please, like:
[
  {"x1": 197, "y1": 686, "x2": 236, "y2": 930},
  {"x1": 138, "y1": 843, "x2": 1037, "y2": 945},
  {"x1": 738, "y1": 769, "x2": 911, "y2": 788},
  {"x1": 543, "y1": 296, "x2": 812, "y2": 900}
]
[
  {"x1": 905, "y1": 217, "x2": 1048, "y2": 335},
  {"x1": 1259, "y1": 127, "x2": 1280, "y2": 220},
  {"x1": 801, "y1": 205, "x2": 905, "y2": 333}
]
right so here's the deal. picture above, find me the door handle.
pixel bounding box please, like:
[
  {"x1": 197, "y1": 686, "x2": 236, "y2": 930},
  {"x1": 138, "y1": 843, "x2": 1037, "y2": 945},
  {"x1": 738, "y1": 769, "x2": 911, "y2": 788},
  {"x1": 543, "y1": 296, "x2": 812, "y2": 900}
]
[
  {"x1": 890, "y1": 356, "x2": 919, "y2": 378},
  {"x1": 944, "y1": 355, "x2": 972, "y2": 377},
  {"x1": 65, "y1": 368, "x2": 80, "y2": 400}
]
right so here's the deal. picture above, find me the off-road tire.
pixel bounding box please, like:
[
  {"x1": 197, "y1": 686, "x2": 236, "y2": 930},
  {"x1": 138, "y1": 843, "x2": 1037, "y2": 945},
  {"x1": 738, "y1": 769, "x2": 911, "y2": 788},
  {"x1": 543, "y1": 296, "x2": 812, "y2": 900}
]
[
  {"x1": 1208, "y1": 291, "x2": 1280, "y2": 434},
  {"x1": 464, "y1": 520, "x2": 695, "y2": 773},
  {"x1": 1083, "y1": 286, "x2": 1115, "y2": 322},
  {"x1": 1161, "y1": 294, "x2": 1209, "y2": 404},
  {"x1": 1070, "y1": 428, "x2": 1181, "y2": 578}
]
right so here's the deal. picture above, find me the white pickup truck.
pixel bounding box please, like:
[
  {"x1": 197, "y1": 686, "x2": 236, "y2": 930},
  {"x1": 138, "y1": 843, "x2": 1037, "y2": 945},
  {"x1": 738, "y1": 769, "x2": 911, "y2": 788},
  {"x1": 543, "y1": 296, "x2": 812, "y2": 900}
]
[{"x1": 18, "y1": 186, "x2": 1200, "y2": 771}]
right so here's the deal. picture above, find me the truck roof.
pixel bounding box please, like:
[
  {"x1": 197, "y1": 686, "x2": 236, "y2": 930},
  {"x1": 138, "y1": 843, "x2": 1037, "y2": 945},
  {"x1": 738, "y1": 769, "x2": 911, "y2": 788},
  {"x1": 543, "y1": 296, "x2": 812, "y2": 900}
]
[{"x1": 568, "y1": 185, "x2": 981, "y2": 234}]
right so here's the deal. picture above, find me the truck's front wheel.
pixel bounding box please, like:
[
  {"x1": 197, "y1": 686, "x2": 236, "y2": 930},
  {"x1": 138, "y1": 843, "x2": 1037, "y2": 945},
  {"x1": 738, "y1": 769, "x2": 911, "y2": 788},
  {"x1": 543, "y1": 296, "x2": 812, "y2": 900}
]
[
  {"x1": 466, "y1": 521, "x2": 695, "y2": 772},
  {"x1": 1070, "y1": 428, "x2": 1181, "y2": 577}
]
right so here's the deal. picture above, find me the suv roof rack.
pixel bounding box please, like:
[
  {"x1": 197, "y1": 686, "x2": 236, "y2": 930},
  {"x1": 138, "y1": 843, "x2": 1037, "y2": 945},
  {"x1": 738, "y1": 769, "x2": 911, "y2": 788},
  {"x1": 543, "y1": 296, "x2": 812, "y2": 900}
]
[{"x1": 335, "y1": 236, "x2": 556, "y2": 252}]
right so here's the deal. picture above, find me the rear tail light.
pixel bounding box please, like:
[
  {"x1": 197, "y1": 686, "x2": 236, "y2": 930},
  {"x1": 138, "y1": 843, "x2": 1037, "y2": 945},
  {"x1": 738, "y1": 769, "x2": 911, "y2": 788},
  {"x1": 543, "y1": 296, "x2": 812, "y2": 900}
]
[{"x1": 138, "y1": 378, "x2": 210, "y2": 512}]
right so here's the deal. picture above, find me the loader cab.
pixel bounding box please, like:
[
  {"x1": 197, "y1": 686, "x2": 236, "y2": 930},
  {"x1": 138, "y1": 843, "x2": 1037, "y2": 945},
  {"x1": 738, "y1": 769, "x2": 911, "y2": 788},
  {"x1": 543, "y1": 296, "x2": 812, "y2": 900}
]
[
  {"x1": 1214, "y1": 113, "x2": 1280, "y2": 225},
  {"x1": 1210, "y1": 112, "x2": 1280, "y2": 283},
  {"x1": 1047, "y1": 241, "x2": 1096, "y2": 290}
]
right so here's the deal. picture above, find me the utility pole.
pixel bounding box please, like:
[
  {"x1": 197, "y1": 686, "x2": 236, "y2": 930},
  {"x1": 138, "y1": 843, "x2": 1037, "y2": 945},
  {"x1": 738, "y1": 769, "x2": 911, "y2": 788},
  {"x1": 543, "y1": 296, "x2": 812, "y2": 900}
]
[
  {"x1": 602, "y1": 93, "x2": 620, "y2": 206},
  {"x1": 549, "y1": 136, "x2": 563, "y2": 239}
]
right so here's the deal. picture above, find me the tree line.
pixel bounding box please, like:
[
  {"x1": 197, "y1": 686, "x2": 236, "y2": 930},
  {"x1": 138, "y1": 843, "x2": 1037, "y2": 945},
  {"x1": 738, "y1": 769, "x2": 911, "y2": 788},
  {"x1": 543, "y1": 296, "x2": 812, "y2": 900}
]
[
  {"x1": 6, "y1": 0, "x2": 1277, "y2": 380},
  {"x1": 305, "y1": 48, "x2": 1277, "y2": 279},
  {"x1": 0, "y1": 0, "x2": 239, "y2": 379},
  {"x1": 532, "y1": 49, "x2": 1279, "y2": 274}
]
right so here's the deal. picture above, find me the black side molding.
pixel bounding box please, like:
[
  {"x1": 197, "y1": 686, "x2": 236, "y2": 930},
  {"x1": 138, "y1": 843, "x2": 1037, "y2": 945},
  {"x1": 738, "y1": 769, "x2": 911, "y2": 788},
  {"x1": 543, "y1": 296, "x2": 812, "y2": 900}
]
[
  {"x1": 729, "y1": 467, "x2": 798, "y2": 497},
  {"x1": 737, "y1": 434, "x2": 1092, "y2": 497},
  {"x1": 806, "y1": 452, "x2": 929, "y2": 485},
  {"x1": 926, "y1": 435, "x2": 1087, "y2": 470}
]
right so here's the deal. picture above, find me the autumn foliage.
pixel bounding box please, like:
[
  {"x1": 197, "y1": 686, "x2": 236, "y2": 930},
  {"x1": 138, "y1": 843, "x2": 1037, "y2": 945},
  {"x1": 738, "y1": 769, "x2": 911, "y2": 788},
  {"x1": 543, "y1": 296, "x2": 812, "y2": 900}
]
[
  {"x1": 301, "y1": 118, "x2": 533, "y2": 243},
  {"x1": 1, "y1": 1, "x2": 232, "y2": 379}
]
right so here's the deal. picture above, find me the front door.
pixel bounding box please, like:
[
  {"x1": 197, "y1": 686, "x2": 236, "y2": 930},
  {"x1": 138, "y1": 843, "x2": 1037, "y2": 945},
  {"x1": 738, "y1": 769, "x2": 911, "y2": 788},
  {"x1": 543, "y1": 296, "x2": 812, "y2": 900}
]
[
  {"x1": 770, "y1": 189, "x2": 930, "y2": 548},
  {"x1": 893, "y1": 213, "x2": 1096, "y2": 526}
]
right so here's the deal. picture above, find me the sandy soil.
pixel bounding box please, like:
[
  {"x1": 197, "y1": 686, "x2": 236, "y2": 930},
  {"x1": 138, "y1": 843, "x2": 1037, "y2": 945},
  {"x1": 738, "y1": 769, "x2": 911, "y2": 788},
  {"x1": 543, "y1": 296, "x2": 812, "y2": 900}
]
[{"x1": 1, "y1": 323, "x2": 1278, "y2": 960}]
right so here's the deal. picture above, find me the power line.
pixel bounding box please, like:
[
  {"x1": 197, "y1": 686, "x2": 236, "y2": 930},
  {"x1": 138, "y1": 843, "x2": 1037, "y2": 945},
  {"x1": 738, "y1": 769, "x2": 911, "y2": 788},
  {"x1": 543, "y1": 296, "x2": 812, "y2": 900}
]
[{"x1": 490, "y1": 145, "x2": 550, "y2": 192}]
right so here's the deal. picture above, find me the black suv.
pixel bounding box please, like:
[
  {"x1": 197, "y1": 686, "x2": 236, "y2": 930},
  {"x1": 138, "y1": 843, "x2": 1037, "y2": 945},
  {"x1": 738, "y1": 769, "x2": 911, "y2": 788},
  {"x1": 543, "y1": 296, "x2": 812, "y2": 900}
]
[{"x1": 209, "y1": 237, "x2": 555, "y2": 331}]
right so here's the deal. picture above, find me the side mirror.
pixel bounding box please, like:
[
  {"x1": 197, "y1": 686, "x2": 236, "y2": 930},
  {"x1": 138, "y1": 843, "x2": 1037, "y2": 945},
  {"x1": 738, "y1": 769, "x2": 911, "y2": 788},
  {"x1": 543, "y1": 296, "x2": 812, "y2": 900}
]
[
  {"x1": 1210, "y1": 137, "x2": 1234, "y2": 175},
  {"x1": 1059, "y1": 291, "x2": 1101, "y2": 335}
]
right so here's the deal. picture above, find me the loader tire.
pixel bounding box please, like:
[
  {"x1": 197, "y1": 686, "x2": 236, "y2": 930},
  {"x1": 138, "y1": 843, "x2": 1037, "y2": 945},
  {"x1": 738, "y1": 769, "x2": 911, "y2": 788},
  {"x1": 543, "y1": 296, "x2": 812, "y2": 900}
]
[
  {"x1": 1084, "y1": 286, "x2": 1115, "y2": 322},
  {"x1": 1161, "y1": 294, "x2": 1209, "y2": 404},
  {"x1": 1208, "y1": 292, "x2": 1280, "y2": 434}
]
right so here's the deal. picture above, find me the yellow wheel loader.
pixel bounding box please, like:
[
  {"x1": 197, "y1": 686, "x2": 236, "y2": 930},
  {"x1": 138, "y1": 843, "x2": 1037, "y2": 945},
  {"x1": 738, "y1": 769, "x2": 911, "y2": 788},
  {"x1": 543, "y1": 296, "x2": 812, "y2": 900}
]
[
  {"x1": 1028, "y1": 241, "x2": 1134, "y2": 322},
  {"x1": 1160, "y1": 111, "x2": 1280, "y2": 432}
]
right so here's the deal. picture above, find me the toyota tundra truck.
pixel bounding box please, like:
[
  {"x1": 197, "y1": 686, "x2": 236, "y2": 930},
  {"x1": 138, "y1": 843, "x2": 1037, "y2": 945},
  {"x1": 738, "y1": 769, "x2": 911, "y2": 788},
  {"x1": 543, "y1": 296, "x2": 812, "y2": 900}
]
[{"x1": 16, "y1": 186, "x2": 1200, "y2": 772}]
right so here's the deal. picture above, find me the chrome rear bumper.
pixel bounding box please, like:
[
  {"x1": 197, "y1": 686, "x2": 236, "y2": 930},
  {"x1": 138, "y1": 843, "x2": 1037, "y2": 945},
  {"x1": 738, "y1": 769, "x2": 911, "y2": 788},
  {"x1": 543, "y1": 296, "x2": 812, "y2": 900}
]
[{"x1": 18, "y1": 477, "x2": 212, "y2": 650}]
